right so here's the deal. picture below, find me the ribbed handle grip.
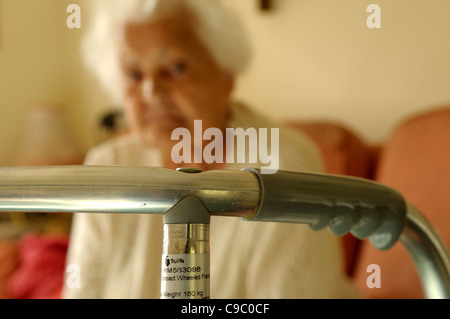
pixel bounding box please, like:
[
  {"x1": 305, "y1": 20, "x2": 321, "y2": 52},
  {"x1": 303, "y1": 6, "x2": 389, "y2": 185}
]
[{"x1": 243, "y1": 169, "x2": 407, "y2": 250}]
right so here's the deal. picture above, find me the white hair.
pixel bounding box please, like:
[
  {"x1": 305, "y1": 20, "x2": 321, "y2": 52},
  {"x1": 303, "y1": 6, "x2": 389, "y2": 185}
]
[{"x1": 81, "y1": 0, "x2": 252, "y2": 103}]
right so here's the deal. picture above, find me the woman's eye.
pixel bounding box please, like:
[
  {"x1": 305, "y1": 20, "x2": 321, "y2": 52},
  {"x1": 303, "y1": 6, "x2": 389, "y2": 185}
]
[
  {"x1": 170, "y1": 62, "x2": 187, "y2": 76},
  {"x1": 127, "y1": 70, "x2": 143, "y2": 82}
]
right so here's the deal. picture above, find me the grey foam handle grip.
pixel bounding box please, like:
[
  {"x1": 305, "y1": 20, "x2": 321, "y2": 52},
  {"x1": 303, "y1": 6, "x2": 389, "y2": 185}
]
[{"x1": 243, "y1": 168, "x2": 407, "y2": 251}]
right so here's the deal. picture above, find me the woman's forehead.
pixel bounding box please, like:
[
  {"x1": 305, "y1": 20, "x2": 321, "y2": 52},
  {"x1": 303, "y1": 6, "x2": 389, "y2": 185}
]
[
  {"x1": 119, "y1": 18, "x2": 208, "y2": 66},
  {"x1": 122, "y1": 15, "x2": 196, "y2": 49}
]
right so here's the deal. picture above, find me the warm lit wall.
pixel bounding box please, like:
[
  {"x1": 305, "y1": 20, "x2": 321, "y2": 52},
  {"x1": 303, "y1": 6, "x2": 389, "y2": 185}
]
[
  {"x1": 0, "y1": 0, "x2": 109, "y2": 166},
  {"x1": 0, "y1": 0, "x2": 449, "y2": 166},
  {"x1": 224, "y1": 0, "x2": 450, "y2": 143}
]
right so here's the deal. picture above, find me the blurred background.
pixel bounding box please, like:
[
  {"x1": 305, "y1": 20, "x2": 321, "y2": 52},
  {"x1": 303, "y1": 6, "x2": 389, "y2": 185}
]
[
  {"x1": 0, "y1": 0, "x2": 449, "y2": 166},
  {"x1": 0, "y1": 0, "x2": 449, "y2": 299}
]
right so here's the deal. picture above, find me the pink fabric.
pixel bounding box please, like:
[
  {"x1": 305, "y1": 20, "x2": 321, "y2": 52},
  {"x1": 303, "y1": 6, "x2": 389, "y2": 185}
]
[{"x1": 7, "y1": 233, "x2": 69, "y2": 299}]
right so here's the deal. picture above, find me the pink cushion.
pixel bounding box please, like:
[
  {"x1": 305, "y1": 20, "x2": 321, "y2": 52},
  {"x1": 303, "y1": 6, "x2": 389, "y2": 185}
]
[
  {"x1": 352, "y1": 107, "x2": 450, "y2": 298},
  {"x1": 288, "y1": 121, "x2": 379, "y2": 179},
  {"x1": 7, "y1": 233, "x2": 69, "y2": 299}
]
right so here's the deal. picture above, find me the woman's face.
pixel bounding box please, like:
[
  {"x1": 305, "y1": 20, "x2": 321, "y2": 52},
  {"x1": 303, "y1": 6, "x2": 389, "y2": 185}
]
[{"x1": 118, "y1": 15, "x2": 234, "y2": 156}]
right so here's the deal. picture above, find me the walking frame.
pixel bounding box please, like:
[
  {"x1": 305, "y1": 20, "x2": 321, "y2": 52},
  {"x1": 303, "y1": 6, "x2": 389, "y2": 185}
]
[{"x1": 0, "y1": 165, "x2": 449, "y2": 299}]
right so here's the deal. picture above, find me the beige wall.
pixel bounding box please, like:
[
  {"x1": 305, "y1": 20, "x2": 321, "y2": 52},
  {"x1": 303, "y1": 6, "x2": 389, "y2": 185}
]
[
  {"x1": 225, "y1": 0, "x2": 450, "y2": 143},
  {"x1": 0, "y1": 0, "x2": 109, "y2": 166},
  {"x1": 0, "y1": 0, "x2": 449, "y2": 165}
]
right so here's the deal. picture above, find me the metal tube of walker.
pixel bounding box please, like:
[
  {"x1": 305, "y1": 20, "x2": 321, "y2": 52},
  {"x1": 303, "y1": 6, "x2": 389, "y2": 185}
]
[
  {"x1": 0, "y1": 165, "x2": 449, "y2": 298},
  {"x1": 400, "y1": 203, "x2": 450, "y2": 299},
  {"x1": 161, "y1": 196, "x2": 211, "y2": 299}
]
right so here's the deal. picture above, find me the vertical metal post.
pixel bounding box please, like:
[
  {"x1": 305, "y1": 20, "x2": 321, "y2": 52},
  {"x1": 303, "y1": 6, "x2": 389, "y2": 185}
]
[
  {"x1": 400, "y1": 203, "x2": 450, "y2": 299},
  {"x1": 161, "y1": 196, "x2": 211, "y2": 299}
]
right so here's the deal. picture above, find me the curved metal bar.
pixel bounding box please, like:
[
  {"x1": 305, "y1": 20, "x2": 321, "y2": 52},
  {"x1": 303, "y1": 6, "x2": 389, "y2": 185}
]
[
  {"x1": 0, "y1": 165, "x2": 260, "y2": 217},
  {"x1": 400, "y1": 203, "x2": 450, "y2": 299},
  {"x1": 0, "y1": 165, "x2": 449, "y2": 298}
]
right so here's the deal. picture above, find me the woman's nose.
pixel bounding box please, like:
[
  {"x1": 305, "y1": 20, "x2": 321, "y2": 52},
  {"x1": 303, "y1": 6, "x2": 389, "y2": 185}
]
[
  {"x1": 141, "y1": 77, "x2": 167, "y2": 104},
  {"x1": 141, "y1": 78, "x2": 154, "y2": 103}
]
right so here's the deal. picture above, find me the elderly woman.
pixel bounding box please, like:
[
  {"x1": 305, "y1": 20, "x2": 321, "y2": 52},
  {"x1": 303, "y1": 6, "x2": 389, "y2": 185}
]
[{"x1": 64, "y1": 0, "x2": 358, "y2": 298}]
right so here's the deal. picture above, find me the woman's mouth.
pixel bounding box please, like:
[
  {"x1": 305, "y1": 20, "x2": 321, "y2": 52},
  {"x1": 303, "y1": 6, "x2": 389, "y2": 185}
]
[{"x1": 142, "y1": 113, "x2": 182, "y2": 125}]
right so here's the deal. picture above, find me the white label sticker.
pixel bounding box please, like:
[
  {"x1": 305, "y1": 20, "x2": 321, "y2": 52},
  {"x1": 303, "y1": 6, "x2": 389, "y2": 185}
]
[{"x1": 161, "y1": 253, "x2": 210, "y2": 299}]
